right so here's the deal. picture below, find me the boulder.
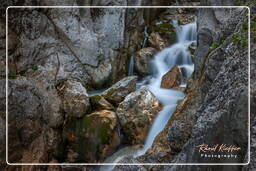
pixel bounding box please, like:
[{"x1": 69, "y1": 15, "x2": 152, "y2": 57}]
[
  {"x1": 61, "y1": 80, "x2": 90, "y2": 118},
  {"x1": 134, "y1": 47, "x2": 157, "y2": 75},
  {"x1": 148, "y1": 32, "x2": 169, "y2": 50},
  {"x1": 116, "y1": 87, "x2": 162, "y2": 144},
  {"x1": 90, "y1": 95, "x2": 114, "y2": 111},
  {"x1": 160, "y1": 65, "x2": 182, "y2": 89},
  {"x1": 102, "y1": 76, "x2": 137, "y2": 105},
  {"x1": 63, "y1": 110, "x2": 120, "y2": 162}
]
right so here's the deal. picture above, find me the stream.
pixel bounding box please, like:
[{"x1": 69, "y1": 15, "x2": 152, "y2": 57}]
[{"x1": 99, "y1": 21, "x2": 196, "y2": 170}]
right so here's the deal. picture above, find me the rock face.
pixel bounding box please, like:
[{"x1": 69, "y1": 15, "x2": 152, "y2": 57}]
[
  {"x1": 116, "y1": 87, "x2": 162, "y2": 144},
  {"x1": 160, "y1": 65, "x2": 182, "y2": 89},
  {"x1": 60, "y1": 80, "x2": 90, "y2": 118},
  {"x1": 102, "y1": 76, "x2": 137, "y2": 105},
  {"x1": 134, "y1": 47, "x2": 157, "y2": 76},
  {"x1": 133, "y1": 4, "x2": 250, "y2": 171},
  {"x1": 63, "y1": 110, "x2": 120, "y2": 162}
]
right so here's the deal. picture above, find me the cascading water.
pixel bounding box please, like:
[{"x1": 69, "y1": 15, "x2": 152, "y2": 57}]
[
  {"x1": 128, "y1": 56, "x2": 134, "y2": 76},
  {"x1": 100, "y1": 21, "x2": 196, "y2": 170},
  {"x1": 137, "y1": 22, "x2": 196, "y2": 155}
]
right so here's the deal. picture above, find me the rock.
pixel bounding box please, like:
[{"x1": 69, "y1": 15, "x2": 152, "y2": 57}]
[
  {"x1": 188, "y1": 41, "x2": 197, "y2": 55},
  {"x1": 102, "y1": 76, "x2": 137, "y2": 105},
  {"x1": 113, "y1": 156, "x2": 147, "y2": 171},
  {"x1": 160, "y1": 65, "x2": 182, "y2": 89},
  {"x1": 148, "y1": 32, "x2": 169, "y2": 50},
  {"x1": 60, "y1": 80, "x2": 90, "y2": 118},
  {"x1": 63, "y1": 110, "x2": 120, "y2": 162},
  {"x1": 116, "y1": 87, "x2": 162, "y2": 144},
  {"x1": 134, "y1": 47, "x2": 157, "y2": 75},
  {"x1": 20, "y1": 135, "x2": 48, "y2": 170},
  {"x1": 90, "y1": 95, "x2": 114, "y2": 111},
  {"x1": 47, "y1": 159, "x2": 62, "y2": 171}
]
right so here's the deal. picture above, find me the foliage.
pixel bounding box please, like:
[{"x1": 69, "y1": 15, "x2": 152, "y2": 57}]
[
  {"x1": 209, "y1": 40, "x2": 224, "y2": 51},
  {"x1": 155, "y1": 23, "x2": 174, "y2": 33},
  {"x1": 235, "y1": 0, "x2": 256, "y2": 6},
  {"x1": 232, "y1": 33, "x2": 248, "y2": 46},
  {"x1": 8, "y1": 72, "x2": 17, "y2": 79},
  {"x1": 31, "y1": 65, "x2": 38, "y2": 71}
]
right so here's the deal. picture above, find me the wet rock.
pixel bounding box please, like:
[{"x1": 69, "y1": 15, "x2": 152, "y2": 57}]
[
  {"x1": 102, "y1": 76, "x2": 137, "y2": 105},
  {"x1": 116, "y1": 87, "x2": 162, "y2": 144},
  {"x1": 60, "y1": 80, "x2": 90, "y2": 118},
  {"x1": 160, "y1": 65, "x2": 182, "y2": 89},
  {"x1": 148, "y1": 32, "x2": 169, "y2": 50},
  {"x1": 188, "y1": 41, "x2": 197, "y2": 55},
  {"x1": 63, "y1": 110, "x2": 120, "y2": 162},
  {"x1": 134, "y1": 47, "x2": 157, "y2": 76}
]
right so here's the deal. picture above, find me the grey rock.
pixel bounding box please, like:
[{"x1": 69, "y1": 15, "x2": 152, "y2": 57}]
[
  {"x1": 134, "y1": 47, "x2": 157, "y2": 76},
  {"x1": 102, "y1": 76, "x2": 137, "y2": 104},
  {"x1": 61, "y1": 80, "x2": 90, "y2": 118},
  {"x1": 116, "y1": 87, "x2": 162, "y2": 144}
]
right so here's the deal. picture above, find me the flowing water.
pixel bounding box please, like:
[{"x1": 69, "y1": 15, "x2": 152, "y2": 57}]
[
  {"x1": 100, "y1": 21, "x2": 196, "y2": 170},
  {"x1": 128, "y1": 56, "x2": 134, "y2": 76}
]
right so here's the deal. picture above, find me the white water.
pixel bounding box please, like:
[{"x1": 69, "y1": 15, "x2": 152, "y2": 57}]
[
  {"x1": 128, "y1": 56, "x2": 134, "y2": 76},
  {"x1": 100, "y1": 22, "x2": 196, "y2": 170}
]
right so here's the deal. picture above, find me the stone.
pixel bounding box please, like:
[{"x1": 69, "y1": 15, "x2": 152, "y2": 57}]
[
  {"x1": 134, "y1": 47, "x2": 157, "y2": 75},
  {"x1": 148, "y1": 32, "x2": 169, "y2": 50},
  {"x1": 60, "y1": 80, "x2": 90, "y2": 118},
  {"x1": 160, "y1": 65, "x2": 182, "y2": 89},
  {"x1": 102, "y1": 76, "x2": 137, "y2": 105},
  {"x1": 63, "y1": 110, "x2": 120, "y2": 162},
  {"x1": 90, "y1": 95, "x2": 114, "y2": 110},
  {"x1": 116, "y1": 87, "x2": 162, "y2": 144}
]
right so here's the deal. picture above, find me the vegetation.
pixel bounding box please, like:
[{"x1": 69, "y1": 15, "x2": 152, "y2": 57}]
[
  {"x1": 209, "y1": 40, "x2": 224, "y2": 51},
  {"x1": 31, "y1": 65, "x2": 38, "y2": 71},
  {"x1": 232, "y1": 33, "x2": 248, "y2": 46},
  {"x1": 8, "y1": 72, "x2": 17, "y2": 79}
]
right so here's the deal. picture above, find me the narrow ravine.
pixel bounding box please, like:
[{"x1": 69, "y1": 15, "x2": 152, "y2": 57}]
[{"x1": 100, "y1": 21, "x2": 197, "y2": 170}]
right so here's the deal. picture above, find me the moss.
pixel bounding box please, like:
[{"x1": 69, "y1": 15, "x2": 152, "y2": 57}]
[
  {"x1": 251, "y1": 23, "x2": 256, "y2": 31},
  {"x1": 155, "y1": 23, "x2": 175, "y2": 33},
  {"x1": 235, "y1": 0, "x2": 256, "y2": 6},
  {"x1": 209, "y1": 40, "x2": 224, "y2": 51},
  {"x1": 64, "y1": 112, "x2": 114, "y2": 162},
  {"x1": 104, "y1": 88, "x2": 116, "y2": 97},
  {"x1": 232, "y1": 33, "x2": 248, "y2": 46},
  {"x1": 8, "y1": 72, "x2": 17, "y2": 79},
  {"x1": 31, "y1": 65, "x2": 38, "y2": 71}
]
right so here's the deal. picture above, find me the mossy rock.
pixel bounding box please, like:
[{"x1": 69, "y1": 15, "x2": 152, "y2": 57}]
[{"x1": 63, "y1": 110, "x2": 120, "y2": 162}]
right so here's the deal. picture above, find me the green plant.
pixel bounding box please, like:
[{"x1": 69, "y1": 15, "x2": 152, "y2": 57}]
[
  {"x1": 232, "y1": 33, "x2": 248, "y2": 46},
  {"x1": 155, "y1": 23, "x2": 174, "y2": 33},
  {"x1": 31, "y1": 65, "x2": 38, "y2": 71},
  {"x1": 8, "y1": 72, "x2": 17, "y2": 79},
  {"x1": 209, "y1": 40, "x2": 224, "y2": 51},
  {"x1": 235, "y1": 0, "x2": 256, "y2": 6}
]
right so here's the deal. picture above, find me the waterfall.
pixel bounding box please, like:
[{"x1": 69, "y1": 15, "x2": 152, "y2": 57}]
[
  {"x1": 128, "y1": 56, "x2": 134, "y2": 76},
  {"x1": 138, "y1": 22, "x2": 197, "y2": 155},
  {"x1": 100, "y1": 21, "x2": 197, "y2": 169}
]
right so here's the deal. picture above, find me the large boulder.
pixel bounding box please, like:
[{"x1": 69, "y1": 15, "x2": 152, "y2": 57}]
[
  {"x1": 134, "y1": 47, "x2": 157, "y2": 76},
  {"x1": 148, "y1": 32, "x2": 169, "y2": 50},
  {"x1": 101, "y1": 76, "x2": 137, "y2": 105},
  {"x1": 161, "y1": 65, "x2": 182, "y2": 89},
  {"x1": 116, "y1": 87, "x2": 162, "y2": 144},
  {"x1": 63, "y1": 110, "x2": 120, "y2": 162},
  {"x1": 59, "y1": 80, "x2": 90, "y2": 118}
]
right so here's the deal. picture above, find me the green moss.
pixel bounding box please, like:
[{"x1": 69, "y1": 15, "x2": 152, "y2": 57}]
[
  {"x1": 8, "y1": 72, "x2": 17, "y2": 79},
  {"x1": 209, "y1": 40, "x2": 224, "y2": 51},
  {"x1": 251, "y1": 23, "x2": 256, "y2": 31},
  {"x1": 31, "y1": 65, "x2": 38, "y2": 71},
  {"x1": 232, "y1": 33, "x2": 248, "y2": 46},
  {"x1": 155, "y1": 23, "x2": 175, "y2": 33},
  {"x1": 235, "y1": 0, "x2": 256, "y2": 6}
]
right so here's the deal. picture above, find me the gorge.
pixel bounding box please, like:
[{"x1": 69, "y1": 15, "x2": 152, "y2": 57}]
[{"x1": 0, "y1": 0, "x2": 255, "y2": 171}]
